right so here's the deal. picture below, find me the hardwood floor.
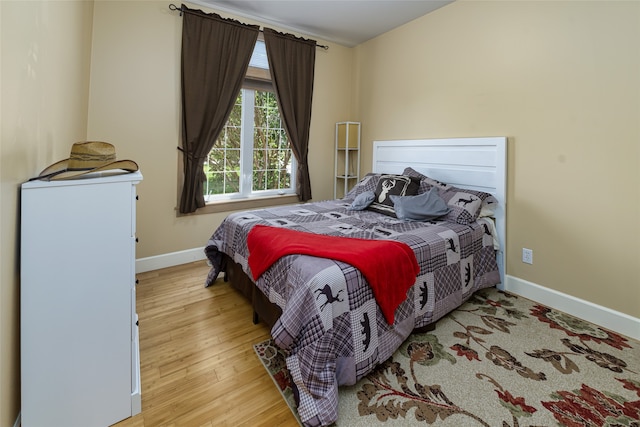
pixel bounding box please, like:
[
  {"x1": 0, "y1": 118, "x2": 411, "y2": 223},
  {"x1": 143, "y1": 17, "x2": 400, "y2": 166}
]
[{"x1": 113, "y1": 261, "x2": 299, "y2": 427}]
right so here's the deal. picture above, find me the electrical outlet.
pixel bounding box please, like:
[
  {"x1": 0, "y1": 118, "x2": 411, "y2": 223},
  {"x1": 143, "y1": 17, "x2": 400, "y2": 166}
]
[{"x1": 522, "y1": 248, "x2": 533, "y2": 264}]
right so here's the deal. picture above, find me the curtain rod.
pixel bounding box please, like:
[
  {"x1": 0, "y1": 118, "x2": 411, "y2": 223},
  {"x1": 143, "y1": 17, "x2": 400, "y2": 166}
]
[{"x1": 169, "y1": 3, "x2": 329, "y2": 50}]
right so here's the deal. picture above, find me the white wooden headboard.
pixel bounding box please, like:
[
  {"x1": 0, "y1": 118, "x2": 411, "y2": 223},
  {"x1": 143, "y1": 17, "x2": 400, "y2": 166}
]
[{"x1": 372, "y1": 137, "x2": 507, "y2": 286}]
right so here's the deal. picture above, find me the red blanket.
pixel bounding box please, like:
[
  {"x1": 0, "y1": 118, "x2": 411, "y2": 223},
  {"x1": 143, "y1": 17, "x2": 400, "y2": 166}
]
[{"x1": 247, "y1": 225, "x2": 419, "y2": 324}]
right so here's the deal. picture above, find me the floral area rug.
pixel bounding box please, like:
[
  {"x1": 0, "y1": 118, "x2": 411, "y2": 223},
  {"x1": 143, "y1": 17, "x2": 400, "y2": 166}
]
[{"x1": 253, "y1": 288, "x2": 640, "y2": 426}]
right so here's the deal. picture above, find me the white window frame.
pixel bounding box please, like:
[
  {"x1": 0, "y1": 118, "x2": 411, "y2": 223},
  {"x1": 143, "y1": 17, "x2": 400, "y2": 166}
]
[{"x1": 203, "y1": 90, "x2": 296, "y2": 203}]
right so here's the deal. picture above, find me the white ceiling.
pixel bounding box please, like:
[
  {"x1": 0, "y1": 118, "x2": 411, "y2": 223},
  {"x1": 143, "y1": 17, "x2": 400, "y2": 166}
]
[{"x1": 192, "y1": 0, "x2": 454, "y2": 47}]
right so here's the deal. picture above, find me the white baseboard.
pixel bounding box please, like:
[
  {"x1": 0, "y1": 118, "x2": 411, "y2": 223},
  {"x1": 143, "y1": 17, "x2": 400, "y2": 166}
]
[
  {"x1": 504, "y1": 275, "x2": 640, "y2": 342},
  {"x1": 136, "y1": 247, "x2": 206, "y2": 273},
  {"x1": 13, "y1": 412, "x2": 20, "y2": 427},
  {"x1": 133, "y1": 252, "x2": 639, "y2": 342}
]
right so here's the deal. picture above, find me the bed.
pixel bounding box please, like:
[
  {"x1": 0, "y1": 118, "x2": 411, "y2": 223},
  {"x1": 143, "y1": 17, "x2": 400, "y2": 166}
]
[{"x1": 204, "y1": 137, "x2": 507, "y2": 426}]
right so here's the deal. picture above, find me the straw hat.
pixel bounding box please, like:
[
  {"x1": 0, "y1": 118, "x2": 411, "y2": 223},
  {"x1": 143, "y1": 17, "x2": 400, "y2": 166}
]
[{"x1": 35, "y1": 141, "x2": 138, "y2": 181}]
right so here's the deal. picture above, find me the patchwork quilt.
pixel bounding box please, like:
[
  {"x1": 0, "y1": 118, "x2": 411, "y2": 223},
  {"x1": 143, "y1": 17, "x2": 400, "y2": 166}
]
[{"x1": 204, "y1": 199, "x2": 500, "y2": 426}]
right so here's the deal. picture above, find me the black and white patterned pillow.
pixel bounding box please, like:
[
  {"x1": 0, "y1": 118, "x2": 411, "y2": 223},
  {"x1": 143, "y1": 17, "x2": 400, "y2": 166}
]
[
  {"x1": 367, "y1": 174, "x2": 420, "y2": 217},
  {"x1": 439, "y1": 189, "x2": 492, "y2": 225}
]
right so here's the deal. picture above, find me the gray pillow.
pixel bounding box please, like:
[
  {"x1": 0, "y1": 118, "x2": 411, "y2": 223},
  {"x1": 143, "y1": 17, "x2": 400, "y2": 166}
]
[
  {"x1": 390, "y1": 187, "x2": 450, "y2": 221},
  {"x1": 348, "y1": 190, "x2": 375, "y2": 211},
  {"x1": 402, "y1": 167, "x2": 494, "y2": 224}
]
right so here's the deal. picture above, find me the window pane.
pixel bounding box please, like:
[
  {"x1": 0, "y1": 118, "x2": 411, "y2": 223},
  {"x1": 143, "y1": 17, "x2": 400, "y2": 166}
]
[
  {"x1": 254, "y1": 92, "x2": 265, "y2": 108},
  {"x1": 266, "y1": 149, "x2": 278, "y2": 169},
  {"x1": 253, "y1": 149, "x2": 265, "y2": 170},
  {"x1": 224, "y1": 171, "x2": 240, "y2": 193},
  {"x1": 227, "y1": 100, "x2": 242, "y2": 127},
  {"x1": 267, "y1": 130, "x2": 280, "y2": 148},
  {"x1": 205, "y1": 172, "x2": 224, "y2": 195},
  {"x1": 253, "y1": 170, "x2": 266, "y2": 191},
  {"x1": 249, "y1": 40, "x2": 268, "y2": 69},
  {"x1": 267, "y1": 110, "x2": 280, "y2": 130},
  {"x1": 279, "y1": 171, "x2": 291, "y2": 188},
  {"x1": 254, "y1": 127, "x2": 266, "y2": 149},
  {"x1": 279, "y1": 129, "x2": 288, "y2": 148},
  {"x1": 226, "y1": 126, "x2": 241, "y2": 149},
  {"x1": 207, "y1": 149, "x2": 224, "y2": 172},
  {"x1": 226, "y1": 148, "x2": 240, "y2": 170},
  {"x1": 254, "y1": 104, "x2": 265, "y2": 121}
]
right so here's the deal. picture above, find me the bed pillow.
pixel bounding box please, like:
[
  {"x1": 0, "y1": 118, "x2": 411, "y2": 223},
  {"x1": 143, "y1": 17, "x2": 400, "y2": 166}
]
[
  {"x1": 390, "y1": 187, "x2": 450, "y2": 221},
  {"x1": 478, "y1": 195, "x2": 498, "y2": 218},
  {"x1": 402, "y1": 167, "x2": 495, "y2": 224},
  {"x1": 402, "y1": 167, "x2": 447, "y2": 192},
  {"x1": 367, "y1": 174, "x2": 420, "y2": 217},
  {"x1": 347, "y1": 190, "x2": 375, "y2": 211},
  {"x1": 344, "y1": 173, "x2": 381, "y2": 199},
  {"x1": 402, "y1": 166, "x2": 428, "y2": 180},
  {"x1": 439, "y1": 187, "x2": 495, "y2": 224}
]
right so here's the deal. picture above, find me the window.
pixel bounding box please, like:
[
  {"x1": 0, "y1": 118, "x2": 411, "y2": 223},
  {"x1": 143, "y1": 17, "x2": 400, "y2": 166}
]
[{"x1": 203, "y1": 40, "x2": 296, "y2": 202}]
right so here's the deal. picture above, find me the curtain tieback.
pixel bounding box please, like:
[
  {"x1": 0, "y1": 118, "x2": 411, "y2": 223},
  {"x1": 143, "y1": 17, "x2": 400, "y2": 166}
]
[{"x1": 177, "y1": 147, "x2": 207, "y2": 163}]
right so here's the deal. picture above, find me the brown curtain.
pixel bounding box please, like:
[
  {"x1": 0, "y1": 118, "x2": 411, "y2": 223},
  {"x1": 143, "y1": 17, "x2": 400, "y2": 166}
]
[
  {"x1": 263, "y1": 28, "x2": 316, "y2": 202},
  {"x1": 179, "y1": 5, "x2": 259, "y2": 214}
]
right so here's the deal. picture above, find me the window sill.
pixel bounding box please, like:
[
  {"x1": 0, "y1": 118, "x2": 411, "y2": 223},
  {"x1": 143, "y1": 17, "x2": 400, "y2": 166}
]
[{"x1": 177, "y1": 194, "x2": 300, "y2": 216}]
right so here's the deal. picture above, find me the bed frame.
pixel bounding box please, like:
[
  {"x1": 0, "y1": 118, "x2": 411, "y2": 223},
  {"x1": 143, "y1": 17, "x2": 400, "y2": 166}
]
[
  {"x1": 224, "y1": 136, "x2": 508, "y2": 327},
  {"x1": 372, "y1": 137, "x2": 507, "y2": 285}
]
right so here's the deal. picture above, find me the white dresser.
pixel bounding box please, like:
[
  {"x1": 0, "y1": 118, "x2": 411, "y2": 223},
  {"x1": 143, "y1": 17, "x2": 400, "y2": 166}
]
[{"x1": 20, "y1": 171, "x2": 143, "y2": 427}]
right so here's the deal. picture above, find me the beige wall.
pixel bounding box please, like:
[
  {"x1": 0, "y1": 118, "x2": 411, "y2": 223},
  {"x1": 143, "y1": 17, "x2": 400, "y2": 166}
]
[
  {"x1": 86, "y1": 1, "x2": 355, "y2": 259},
  {"x1": 1, "y1": 1, "x2": 94, "y2": 424},
  {"x1": 354, "y1": 0, "x2": 640, "y2": 318}
]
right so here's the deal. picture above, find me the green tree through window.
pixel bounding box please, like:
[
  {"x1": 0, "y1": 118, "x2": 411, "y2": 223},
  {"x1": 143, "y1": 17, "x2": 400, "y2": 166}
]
[
  {"x1": 253, "y1": 91, "x2": 292, "y2": 192},
  {"x1": 204, "y1": 89, "x2": 294, "y2": 199}
]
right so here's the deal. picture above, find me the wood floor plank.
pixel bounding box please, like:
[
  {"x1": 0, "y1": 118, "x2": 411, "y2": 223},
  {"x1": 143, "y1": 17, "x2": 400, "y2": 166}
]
[{"x1": 112, "y1": 261, "x2": 298, "y2": 427}]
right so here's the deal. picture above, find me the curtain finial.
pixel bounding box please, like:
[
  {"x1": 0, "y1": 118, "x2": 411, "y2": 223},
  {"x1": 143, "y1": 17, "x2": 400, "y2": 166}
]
[{"x1": 168, "y1": 3, "x2": 183, "y2": 16}]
